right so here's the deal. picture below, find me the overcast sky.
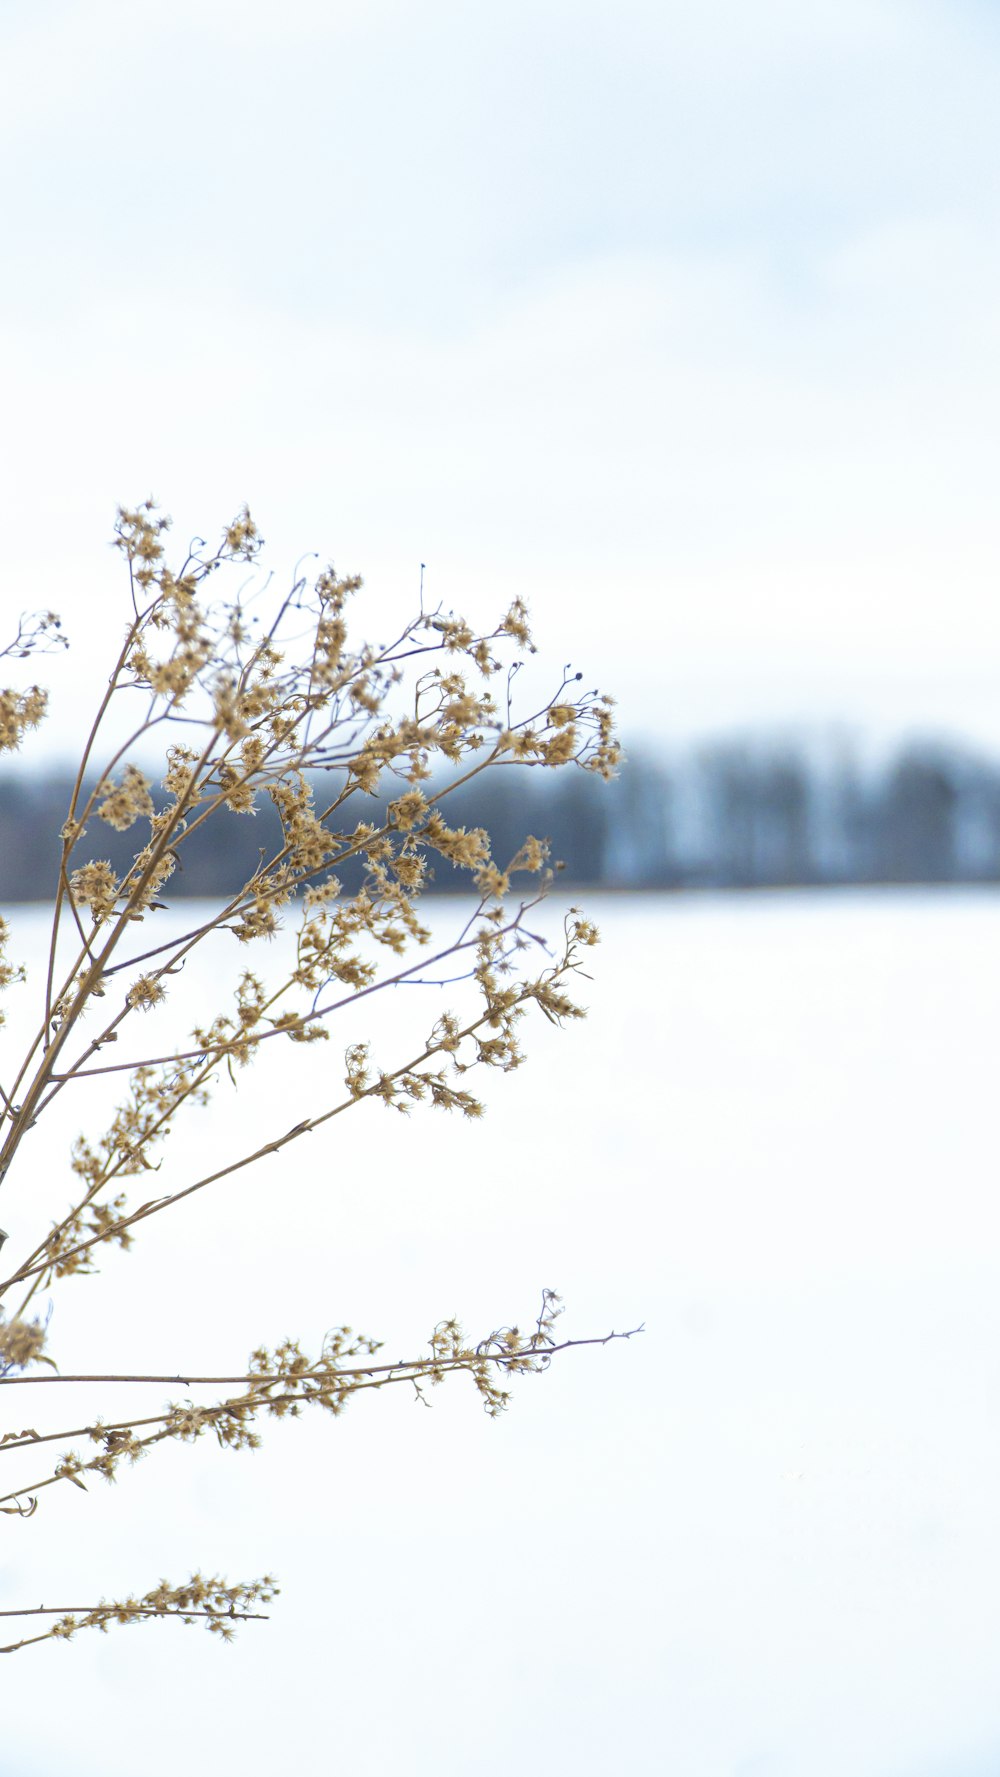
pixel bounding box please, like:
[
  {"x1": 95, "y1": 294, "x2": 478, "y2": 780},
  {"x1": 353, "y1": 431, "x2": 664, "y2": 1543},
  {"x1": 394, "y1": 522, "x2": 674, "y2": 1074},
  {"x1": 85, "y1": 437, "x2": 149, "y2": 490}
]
[{"x1": 2, "y1": 0, "x2": 1000, "y2": 758}]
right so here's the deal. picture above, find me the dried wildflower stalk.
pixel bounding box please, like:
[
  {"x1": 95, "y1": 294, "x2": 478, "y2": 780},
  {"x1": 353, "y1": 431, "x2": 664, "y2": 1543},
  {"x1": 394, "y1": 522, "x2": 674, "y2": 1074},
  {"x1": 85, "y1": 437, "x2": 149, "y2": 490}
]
[
  {"x1": 0, "y1": 1573, "x2": 277, "y2": 1655},
  {"x1": 0, "y1": 502, "x2": 633, "y2": 1651}
]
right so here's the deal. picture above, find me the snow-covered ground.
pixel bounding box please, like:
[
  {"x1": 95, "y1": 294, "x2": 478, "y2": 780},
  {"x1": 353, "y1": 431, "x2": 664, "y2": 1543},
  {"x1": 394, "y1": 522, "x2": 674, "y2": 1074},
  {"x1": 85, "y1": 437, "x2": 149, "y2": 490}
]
[{"x1": 3, "y1": 890, "x2": 1000, "y2": 1776}]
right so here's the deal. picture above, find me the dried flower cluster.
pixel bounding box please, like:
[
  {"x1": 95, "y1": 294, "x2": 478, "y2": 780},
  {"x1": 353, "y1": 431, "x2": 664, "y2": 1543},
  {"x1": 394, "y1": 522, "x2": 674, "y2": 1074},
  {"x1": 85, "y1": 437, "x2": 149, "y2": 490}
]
[
  {"x1": 0, "y1": 1573, "x2": 277, "y2": 1655},
  {"x1": 0, "y1": 1312, "x2": 50, "y2": 1377},
  {"x1": 0, "y1": 610, "x2": 66, "y2": 756},
  {"x1": 0, "y1": 503, "x2": 635, "y2": 1654}
]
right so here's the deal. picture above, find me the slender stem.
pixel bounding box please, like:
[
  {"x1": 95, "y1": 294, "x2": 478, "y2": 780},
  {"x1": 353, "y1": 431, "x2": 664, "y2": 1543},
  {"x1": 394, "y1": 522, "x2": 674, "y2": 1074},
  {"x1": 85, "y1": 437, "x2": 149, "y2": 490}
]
[
  {"x1": 0, "y1": 1332, "x2": 642, "y2": 1390},
  {"x1": 0, "y1": 1605, "x2": 267, "y2": 1621},
  {"x1": 0, "y1": 1334, "x2": 645, "y2": 1505}
]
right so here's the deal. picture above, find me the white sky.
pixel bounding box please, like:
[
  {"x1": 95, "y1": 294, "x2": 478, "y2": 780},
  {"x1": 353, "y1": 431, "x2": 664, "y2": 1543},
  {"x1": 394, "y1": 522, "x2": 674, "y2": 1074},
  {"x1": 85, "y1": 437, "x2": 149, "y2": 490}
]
[{"x1": 2, "y1": 0, "x2": 1000, "y2": 757}]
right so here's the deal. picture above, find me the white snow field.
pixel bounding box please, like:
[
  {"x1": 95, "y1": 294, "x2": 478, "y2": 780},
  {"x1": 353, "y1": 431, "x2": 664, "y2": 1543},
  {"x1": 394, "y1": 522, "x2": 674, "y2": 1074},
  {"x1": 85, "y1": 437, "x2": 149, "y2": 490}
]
[{"x1": 2, "y1": 890, "x2": 1000, "y2": 1777}]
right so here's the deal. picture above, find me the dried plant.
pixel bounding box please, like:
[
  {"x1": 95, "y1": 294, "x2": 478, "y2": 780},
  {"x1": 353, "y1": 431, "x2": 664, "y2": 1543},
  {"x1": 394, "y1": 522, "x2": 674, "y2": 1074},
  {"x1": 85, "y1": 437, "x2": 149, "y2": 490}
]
[{"x1": 0, "y1": 502, "x2": 638, "y2": 1653}]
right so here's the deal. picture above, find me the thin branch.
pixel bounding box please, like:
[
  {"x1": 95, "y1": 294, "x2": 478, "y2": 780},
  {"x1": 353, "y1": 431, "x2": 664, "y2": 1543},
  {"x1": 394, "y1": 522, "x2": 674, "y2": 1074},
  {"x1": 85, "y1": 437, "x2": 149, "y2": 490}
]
[
  {"x1": 0, "y1": 1327, "x2": 643, "y2": 1510},
  {"x1": 0, "y1": 1605, "x2": 268, "y2": 1621},
  {"x1": 0, "y1": 1330, "x2": 644, "y2": 1390}
]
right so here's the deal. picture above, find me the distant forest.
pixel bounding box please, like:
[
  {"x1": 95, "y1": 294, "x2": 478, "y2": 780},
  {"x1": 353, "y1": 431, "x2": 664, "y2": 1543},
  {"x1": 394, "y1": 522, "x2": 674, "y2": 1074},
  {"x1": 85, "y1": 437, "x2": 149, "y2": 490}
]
[{"x1": 3, "y1": 736, "x2": 1000, "y2": 900}]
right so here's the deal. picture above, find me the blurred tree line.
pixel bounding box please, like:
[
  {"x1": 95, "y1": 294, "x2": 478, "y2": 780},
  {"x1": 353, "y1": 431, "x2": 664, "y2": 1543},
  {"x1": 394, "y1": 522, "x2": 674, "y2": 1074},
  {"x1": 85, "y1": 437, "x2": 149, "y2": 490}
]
[{"x1": 4, "y1": 736, "x2": 1000, "y2": 899}]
